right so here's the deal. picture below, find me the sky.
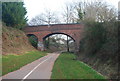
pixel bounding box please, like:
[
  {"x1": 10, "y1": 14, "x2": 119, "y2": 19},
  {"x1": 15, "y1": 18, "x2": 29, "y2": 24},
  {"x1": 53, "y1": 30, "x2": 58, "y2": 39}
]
[{"x1": 23, "y1": 0, "x2": 120, "y2": 22}]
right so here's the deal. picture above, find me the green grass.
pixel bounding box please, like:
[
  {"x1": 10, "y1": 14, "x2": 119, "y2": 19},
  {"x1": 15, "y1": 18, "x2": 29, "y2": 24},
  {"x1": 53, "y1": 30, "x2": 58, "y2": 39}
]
[
  {"x1": 2, "y1": 51, "x2": 47, "y2": 76},
  {"x1": 51, "y1": 52, "x2": 107, "y2": 80}
]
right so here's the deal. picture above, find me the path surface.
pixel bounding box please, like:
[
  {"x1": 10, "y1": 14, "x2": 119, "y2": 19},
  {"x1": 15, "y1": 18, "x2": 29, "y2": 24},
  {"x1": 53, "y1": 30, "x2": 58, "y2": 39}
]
[{"x1": 2, "y1": 52, "x2": 60, "y2": 80}]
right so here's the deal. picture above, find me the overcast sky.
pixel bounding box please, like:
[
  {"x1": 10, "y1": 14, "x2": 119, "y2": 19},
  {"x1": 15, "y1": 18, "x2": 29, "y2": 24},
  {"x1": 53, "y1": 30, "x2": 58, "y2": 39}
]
[{"x1": 23, "y1": 0, "x2": 120, "y2": 22}]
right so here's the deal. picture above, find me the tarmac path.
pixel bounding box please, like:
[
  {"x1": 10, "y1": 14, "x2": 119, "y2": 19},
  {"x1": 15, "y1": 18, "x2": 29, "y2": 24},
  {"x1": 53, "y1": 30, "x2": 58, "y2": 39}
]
[{"x1": 1, "y1": 52, "x2": 60, "y2": 81}]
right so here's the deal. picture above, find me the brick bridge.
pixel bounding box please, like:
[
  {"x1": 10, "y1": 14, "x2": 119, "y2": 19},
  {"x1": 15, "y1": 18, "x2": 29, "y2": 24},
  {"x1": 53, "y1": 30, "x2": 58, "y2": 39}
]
[{"x1": 24, "y1": 23, "x2": 84, "y2": 51}]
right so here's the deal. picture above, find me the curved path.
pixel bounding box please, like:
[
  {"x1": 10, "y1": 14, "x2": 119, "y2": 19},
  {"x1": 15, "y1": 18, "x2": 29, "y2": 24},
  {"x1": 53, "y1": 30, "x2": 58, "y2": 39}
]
[{"x1": 2, "y1": 52, "x2": 60, "y2": 80}]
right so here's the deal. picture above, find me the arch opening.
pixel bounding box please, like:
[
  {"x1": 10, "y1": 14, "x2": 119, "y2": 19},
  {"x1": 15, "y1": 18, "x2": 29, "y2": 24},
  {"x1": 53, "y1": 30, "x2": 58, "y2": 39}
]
[
  {"x1": 27, "y1": 34, "x2": 38, "y2": 49},
  {"x1": 43, "y1": 33, "x2": 75, "y2": 52}
]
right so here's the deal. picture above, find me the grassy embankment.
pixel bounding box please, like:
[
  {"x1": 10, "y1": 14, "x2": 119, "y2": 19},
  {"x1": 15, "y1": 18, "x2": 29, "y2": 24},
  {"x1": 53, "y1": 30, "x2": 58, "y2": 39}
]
[
  {"x1": 1, "y1": 24, "x2": 48, "y2": 76},
  {"x1": 2, "y1": 25, "x2": 36, "y2": 55},
  {"x1": 2, "y1": 51, "x2": 47, "y2": 76},
  {"x1": 51, "y1": 52, "x2": 107, "y2": 80}
]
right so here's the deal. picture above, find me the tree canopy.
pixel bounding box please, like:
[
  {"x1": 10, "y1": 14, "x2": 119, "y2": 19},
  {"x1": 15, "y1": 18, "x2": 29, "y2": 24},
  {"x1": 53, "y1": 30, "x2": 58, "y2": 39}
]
[{"x1": 2, "y1": 2, "x2": 27, "y2": 29}]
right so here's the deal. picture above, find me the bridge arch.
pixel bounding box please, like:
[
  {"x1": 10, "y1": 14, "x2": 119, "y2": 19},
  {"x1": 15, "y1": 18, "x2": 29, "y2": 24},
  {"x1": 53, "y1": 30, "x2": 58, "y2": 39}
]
[
  {"x1": 27, "y1": 34, "x2": 38, "y2": 48},
  {"x1": 42, "y1": 32, "x2": 75, "y2": 52},
  {"x1": 43, "y1": 32, "x2": 75, "y2": 42}
]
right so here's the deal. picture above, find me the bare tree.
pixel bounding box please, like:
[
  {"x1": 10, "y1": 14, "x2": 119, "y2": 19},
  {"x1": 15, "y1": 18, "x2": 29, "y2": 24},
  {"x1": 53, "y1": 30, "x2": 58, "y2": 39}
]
[
  {"x1": 63, "y1": 3, "x2": 78, "y2": 23},
  {"x1": 43, "y1": 10, "x2": 60, "y2": 25},
  {"x1": 28, "y1": 14, "x2": 45, "y2": 26},
  {"x1": 71, "y1": 0, "x2": 117, "y2": 22},
  {"x1": 28, "y1": 10, "x2": 60, "y2": 26},
  {"x1": 82, "y1": 1, "x2": 117, "y2": 22}
]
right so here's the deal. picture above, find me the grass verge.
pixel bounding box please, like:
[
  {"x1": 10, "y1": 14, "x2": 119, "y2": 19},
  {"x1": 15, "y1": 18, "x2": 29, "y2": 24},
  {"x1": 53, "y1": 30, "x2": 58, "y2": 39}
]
[
  {"x1": 2, "y1": 51, "x2": 47, "y2": 76},
  {"x1": 51, "y1": 52, "x2": 107, "y2": 80}
]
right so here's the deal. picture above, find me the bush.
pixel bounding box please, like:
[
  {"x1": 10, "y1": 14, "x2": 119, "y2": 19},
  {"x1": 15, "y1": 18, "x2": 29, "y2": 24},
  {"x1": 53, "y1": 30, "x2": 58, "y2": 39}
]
[
  {"x1": 80, "y1": 22, "x2": 106, "y2": 56},
  {"x1": 78, "y1": 21, "x2": 118, "y2": 79},
  {"x1": 28, "y1": 35, "x2": 38, "y2": 48}
]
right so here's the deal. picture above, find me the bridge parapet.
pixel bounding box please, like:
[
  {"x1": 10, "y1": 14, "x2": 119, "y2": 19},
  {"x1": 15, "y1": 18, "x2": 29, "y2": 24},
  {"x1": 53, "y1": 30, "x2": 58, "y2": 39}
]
[{"x1": 24, "y1": 24, "x2": 83, "y2": 32}]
